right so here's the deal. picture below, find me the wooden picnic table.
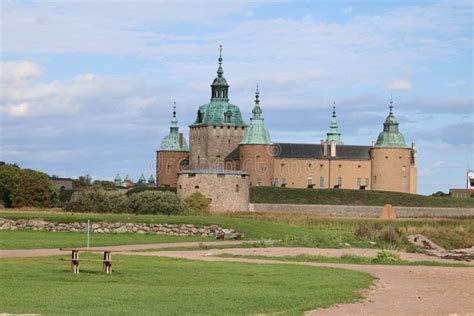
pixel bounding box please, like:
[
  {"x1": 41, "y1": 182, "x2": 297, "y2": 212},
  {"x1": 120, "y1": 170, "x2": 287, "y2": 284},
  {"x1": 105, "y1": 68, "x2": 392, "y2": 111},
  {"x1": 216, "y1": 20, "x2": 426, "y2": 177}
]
[{"x1": 60, "y1": 248, "x2": 116, "y2": 274}]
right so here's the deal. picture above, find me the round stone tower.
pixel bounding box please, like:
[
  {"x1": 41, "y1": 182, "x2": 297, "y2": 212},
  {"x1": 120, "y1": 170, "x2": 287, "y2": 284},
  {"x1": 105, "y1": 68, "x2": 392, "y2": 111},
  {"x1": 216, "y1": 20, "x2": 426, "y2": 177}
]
[
  {"x1": 156, "y1": 103, "x2": 190, "y2": 188},
  {"x1": 239, "y1": 86, "x2": 274, "y2": 186},
  {"x1": 370, "y1": 100, "x2": 416, "y2": 193}
]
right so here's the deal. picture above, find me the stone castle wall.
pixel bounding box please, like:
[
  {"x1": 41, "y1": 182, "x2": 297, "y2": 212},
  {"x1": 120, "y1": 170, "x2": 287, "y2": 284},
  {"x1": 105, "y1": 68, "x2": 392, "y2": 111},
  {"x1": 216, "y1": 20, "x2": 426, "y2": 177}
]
[
  {"x1": 177, "y1": 171, "x2": 250, "y2": 212},
  {"x1": 189, "y1": 125, "x2": 245, "y2": 169},
  {"x1": 0, "y1": 218, "x2": 243, "y2": 238},
  {"x1": 249, "y1": 203, "x2": 474, "y2": 218}
]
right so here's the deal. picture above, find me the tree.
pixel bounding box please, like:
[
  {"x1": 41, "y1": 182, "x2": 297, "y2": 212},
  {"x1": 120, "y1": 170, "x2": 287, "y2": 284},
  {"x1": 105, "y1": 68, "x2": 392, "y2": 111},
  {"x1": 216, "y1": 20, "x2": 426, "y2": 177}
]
[
  {"x1": 0, "y1": 163, "x2": 59, "y2": 208},
  {"x1": 12, "y1": 170, "x2": 59, "y2": 208},
  {"x1": 73, "y1": 174, "x2": 92, "y2": 190}
]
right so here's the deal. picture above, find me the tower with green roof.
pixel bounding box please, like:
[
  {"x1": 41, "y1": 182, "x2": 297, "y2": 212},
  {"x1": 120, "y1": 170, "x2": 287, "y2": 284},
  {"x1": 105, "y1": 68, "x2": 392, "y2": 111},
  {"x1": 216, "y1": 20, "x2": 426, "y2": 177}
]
[
  {"x1": 114, "y1": 174, "x2": 122, "y2": 187},
  {"x1": 189, "y1": 46, "x2": 247, "y2": 169},
  {"x1": 370, "y1": 98, "x2": 416, "y2": 193},
  {"x1": 156, "y1": 103, "x2": 190, "y2": 188},
  {"x1": 239, "y1": 85, "x2": 274, "y2": 186},
  {"x1": 374, "y1": 99, "x2": 408, "y2": 148},
  {"x1": 326, "y1": 102, "x2": 343, "y2": 145},
  {"x1": 159, "y1": 102, "x2": 189, "y2": 152},
  {"x1": 241, "y1": 85, "x2": 272, "y2": 145}
]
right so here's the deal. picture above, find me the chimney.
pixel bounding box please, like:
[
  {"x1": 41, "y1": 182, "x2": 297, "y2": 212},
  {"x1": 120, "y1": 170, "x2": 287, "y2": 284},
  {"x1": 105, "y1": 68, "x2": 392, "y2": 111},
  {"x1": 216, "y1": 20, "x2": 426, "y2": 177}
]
[
  {"x1": 330, "y1": 141, "x2": 336, "y2": 157},
  {"x1": 323, "y1": 141, "x2": 328, "y2": 157},
  {"x1": 179, "y1": 133, "x2": 184, "y2": 149}
]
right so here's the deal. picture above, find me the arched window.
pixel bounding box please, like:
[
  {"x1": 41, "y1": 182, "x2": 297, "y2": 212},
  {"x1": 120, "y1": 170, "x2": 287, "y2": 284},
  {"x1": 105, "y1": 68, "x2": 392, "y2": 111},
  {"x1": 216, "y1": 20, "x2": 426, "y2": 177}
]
[{"x1": 195, "y1": 185, "x2": 200, "y2": 189}]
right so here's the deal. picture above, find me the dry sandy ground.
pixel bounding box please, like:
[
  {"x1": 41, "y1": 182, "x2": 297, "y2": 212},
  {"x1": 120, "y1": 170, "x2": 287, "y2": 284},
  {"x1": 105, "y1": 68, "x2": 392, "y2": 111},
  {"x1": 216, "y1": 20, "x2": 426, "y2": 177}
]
[{"x1": 1, "y1": 242, "x2": 473, "y2": 315}]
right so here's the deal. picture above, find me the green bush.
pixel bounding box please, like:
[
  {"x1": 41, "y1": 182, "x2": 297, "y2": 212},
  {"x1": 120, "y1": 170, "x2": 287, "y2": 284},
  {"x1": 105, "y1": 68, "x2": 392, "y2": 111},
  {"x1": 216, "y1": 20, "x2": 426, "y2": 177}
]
[
  {"x1": 59, "y1": 189, "x2": 75, "y2": 205},
  {"x1": 184, "y1": 192, "x2": 210, "y2": 215},
  {"x1": 126, "y1": 187, "x2": 177, "y2": 196},
  {"x1": 65, "y1": 189, "x2": 129, "y2": 213},
  {"x1": 371, "y1": 250, "x2": 401, "y2": 264},
  {"x1": 128, "y1": 191, "x2": 189, "y2": 215},
  {"x1": 0, "y1": 163, "x2": 59, "y2": 208}
]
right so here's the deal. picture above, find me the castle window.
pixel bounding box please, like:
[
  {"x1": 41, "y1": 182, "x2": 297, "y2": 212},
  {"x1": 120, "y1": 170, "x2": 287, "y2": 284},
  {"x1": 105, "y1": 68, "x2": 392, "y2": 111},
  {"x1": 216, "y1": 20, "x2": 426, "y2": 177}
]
[
  {"x1": 307, "y1": 177, "x2": 313, "y2": 186},
  {"x1": 385, "y1": 156, "x2": 389, "y2": 159},
  {"x1": 281, "y1": 163, "x2": 285, "y2": 167},
  {"x1": 402, "y1": 165, "x2": 406, "y2": 171},
  {"x1": 224, "y1": 111, "x2": 232, "y2": 123},
  {"x1": 365, "y1": 178, "x2": 369, "y2": 186},
  {"x1": 179, "y1": 185, "x2": 182, "y2": 189},
  {"x1": 216, "y1": 155, "x2": 220, "y2": 158},
  {"x1": 338, "y1": 164, "x2": 342, "y2": 168},
  {"x1": 402, "y1": 176, "x2": 407, "y2": 185},
  {"x1": 189, "y1": 173, "x2": 196, "y2": 177},
  {"x1": 320, "y1": 164, "x2": 324, "y2": 168},
  {"x1": 228, "y1": 139, "x2": 231, "y2": 143},
  {"x1": 256, "y1": 178, "x2": 262, "y2": 186},
  {"x1": 337, "y1": 177, "x2": 343, "y2": 187},
  {"x1": 197, "y1": 110, "x2": 203, "y2": 123},
  {"x1": 195, "y1": 185, "x2": 199, "y2": 189},
  {"x1": 308, "y1": 163, "x2": 312, "y2": 168},
  {"x1": 235, "y1": 184, "x2": 239, "y2": 192},
  {"x1": 272, "y1": 178, "x2": 278, "y2": 187},
  {"x1": 282, "y1": 178, "x2": 287, "y2": 187},
  {"x1": 357, "y1": 177, "x2": 361, "y2": 186},
  {"x1": 256, "y1": 155, "x2": 260, "y2": 159},
  {"x1": 320, "y1": 176, "x2": 324, "y2": 188},
  {"x1": 234, "y1": 126, "x2": 238, "y2": 130},
  {"x1": 358, "y1": 165, "x2": 361, "y2": 168}
]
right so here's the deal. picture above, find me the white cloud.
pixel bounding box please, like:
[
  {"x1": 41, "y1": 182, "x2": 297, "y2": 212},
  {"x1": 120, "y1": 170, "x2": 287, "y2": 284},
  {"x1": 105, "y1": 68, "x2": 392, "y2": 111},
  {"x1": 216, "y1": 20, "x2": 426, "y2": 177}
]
[
  {"x1": 0, "y1": 60, "x2": 42, "y2": 83},
  {"x1": 389, "y1": 79, "x2": 412, "y2": 91},
  {"x1": 342, "y1": 6, "x2": 353, "y2": 14}
]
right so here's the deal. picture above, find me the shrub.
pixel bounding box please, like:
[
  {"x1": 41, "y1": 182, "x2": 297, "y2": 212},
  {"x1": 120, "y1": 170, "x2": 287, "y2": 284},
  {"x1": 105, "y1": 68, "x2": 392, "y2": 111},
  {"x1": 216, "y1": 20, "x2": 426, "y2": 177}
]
[
  {"x1": 184, "y1": 192, "x2": 210, "y2": 215},
  {"x1": 354, "y1": 223, "x2": 404, "y2": 246},
  {"x1": 128, "y1": 191, "x2": 189, "y2": 215},
  {"x1": 126, "y1": 187, "x2": 177, "y2": 196},
  {"x1": 65, "y1": 189, "x2": 129, "y2": 213},
  {"x1": 371, "y1": 250, "x2": 401, "y2": 264}
]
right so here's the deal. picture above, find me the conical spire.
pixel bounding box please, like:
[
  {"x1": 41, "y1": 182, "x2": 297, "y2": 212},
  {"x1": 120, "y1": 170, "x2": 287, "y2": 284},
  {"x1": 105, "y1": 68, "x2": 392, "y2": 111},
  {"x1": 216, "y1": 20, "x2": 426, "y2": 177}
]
[
  {"x1": 170, "y1": 101, "x2": 178, "y2": 128},
  {"x1": 374, "y1": 97, "x2": 408, "y2": 148},
  {"x1": 210, "y1": 44, "x2": 229, "y2": 101},
  {"x1": 217, "y1": 44, "x2": 224, "y2": 77},
  {"x1": 241, "y1": 85, "x2": 272, "y2": 145},
  {"x1": 159, "y1": 101, "x2": 189, "y2": 151},
  {"x1": 326, "y1": 102, "x2": 343, "y2": 145}
]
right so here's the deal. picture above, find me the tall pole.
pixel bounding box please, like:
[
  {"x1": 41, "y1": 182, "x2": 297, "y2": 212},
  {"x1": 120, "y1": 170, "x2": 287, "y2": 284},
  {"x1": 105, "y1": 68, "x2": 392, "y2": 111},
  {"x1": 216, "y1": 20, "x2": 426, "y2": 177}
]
[{"x1": 87, "y1": 219, "x2": 90, "y2": 248}]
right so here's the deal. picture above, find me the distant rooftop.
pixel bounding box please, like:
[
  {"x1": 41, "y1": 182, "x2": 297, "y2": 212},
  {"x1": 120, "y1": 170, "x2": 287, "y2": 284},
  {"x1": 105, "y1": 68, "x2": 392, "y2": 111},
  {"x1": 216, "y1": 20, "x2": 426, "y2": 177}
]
[{"x1": 178, "y1": 169, "x2": 249, "y2": 175}]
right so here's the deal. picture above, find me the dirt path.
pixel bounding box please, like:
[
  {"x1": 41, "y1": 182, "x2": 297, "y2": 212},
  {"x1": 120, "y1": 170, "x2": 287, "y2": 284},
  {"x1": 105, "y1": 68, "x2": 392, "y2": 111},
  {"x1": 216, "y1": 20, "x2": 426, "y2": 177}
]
[{"x1": 1, "y1": 243, "x2": 473, "y2": 315}]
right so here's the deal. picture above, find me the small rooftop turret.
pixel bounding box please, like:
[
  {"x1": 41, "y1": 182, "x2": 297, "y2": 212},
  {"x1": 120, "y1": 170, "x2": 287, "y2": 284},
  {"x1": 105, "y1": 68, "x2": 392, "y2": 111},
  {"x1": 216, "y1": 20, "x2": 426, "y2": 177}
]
[
  {"x1": 159, "y1": 102, "x2": 189, "y2": 151},
  {"x1": 326, "y1": 102, "x2": 343, "y2": 145},
  {"x1": 374, "y1": 97, "x2": 408, "y2": 148},
  {"x1": 241, "y1": 85, "x2": 272, "y2": 145}
]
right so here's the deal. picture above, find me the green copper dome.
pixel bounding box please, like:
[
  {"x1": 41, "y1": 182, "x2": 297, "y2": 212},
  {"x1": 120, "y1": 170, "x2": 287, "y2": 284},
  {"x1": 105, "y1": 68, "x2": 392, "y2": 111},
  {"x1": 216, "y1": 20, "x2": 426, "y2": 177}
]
[
  {"x1": 148, "y1": 174, "x2": 155, "y2": 184},
  {"x1": 159, "y1": 103, "x2": 189, "y2": 151},
  {"x1": 326, "y1": 103, "x2": 343, "y2": 145},
  {"x1": 374, "y1": 101, "x2": 408, "y2": 148},
  {"x1": 241, "y1": 86, "x2": 272, "y2": 145},
  {"x1": 138, "y1": 174, "x2": 146, "y2": 184},
  {"x1": 191, "y1": 47, "x2": 246, "y2": 127},
  {"x1": 114, "y1": 174, "x2": 121, "y2": 186}
]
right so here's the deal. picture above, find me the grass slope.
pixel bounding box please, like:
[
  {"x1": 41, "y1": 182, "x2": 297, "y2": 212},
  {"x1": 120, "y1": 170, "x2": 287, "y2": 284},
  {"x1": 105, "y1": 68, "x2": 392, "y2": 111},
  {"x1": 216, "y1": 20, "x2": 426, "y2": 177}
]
[
  {"x1": 2, "y1": 210, "x2": 474, "y2": 250},
  {"x1": 250, "y1": 187, "x2": 474, "y2": 208},
  {"x1": 0, "y1": 255, "x2": 373, "y2": 315}
]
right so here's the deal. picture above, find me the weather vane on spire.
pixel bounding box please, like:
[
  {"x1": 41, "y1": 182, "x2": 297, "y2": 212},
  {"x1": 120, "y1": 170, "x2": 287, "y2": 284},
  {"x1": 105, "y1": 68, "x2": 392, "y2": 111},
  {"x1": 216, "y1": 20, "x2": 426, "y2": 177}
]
[
  {"x1": 255, "y1": 84, "x2": 260, "y2": 104},
  {"x1": 173, "y1": 101, "x2": 176, "y2": 117},
  {"x1": 218, "y1": 44, "x2": 223, "y2": 63},
  {"x1": 389, "y1": 93, "x2": 394, "y2": 114}
]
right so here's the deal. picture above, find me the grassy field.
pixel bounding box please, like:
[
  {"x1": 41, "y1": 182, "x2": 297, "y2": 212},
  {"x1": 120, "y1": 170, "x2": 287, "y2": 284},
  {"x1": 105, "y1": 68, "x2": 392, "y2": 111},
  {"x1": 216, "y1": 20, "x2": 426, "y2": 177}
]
[
  {"x1": 2, "y1": 209, "x2": 473, "y2": 250},
  {"x1": 0, "y1": 230, "x2": 213, "y2": 249},
  {"x1": 0, "y1": 255, "x2": 373, "y2": 315},
  {"x1": 215, "y1": 253, "x2": 470, "y2": 267},
  {"x1": 250, "y1": 187, "x2": 474, "y2": 207}
]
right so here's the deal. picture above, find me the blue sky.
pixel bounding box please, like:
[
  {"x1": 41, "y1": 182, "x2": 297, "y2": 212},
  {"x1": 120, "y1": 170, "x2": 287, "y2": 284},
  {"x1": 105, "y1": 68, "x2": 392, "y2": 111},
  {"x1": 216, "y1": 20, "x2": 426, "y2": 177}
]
[{"x1": 1, "y1": 0, "x2": 472, "y2": 195}]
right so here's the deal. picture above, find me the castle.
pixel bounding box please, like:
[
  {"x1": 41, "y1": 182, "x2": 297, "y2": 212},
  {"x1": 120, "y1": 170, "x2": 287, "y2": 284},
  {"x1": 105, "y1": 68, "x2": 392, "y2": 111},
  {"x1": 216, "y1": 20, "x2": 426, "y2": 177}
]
[{"x1": 157, "y1": 48, "x2": 417, "y2": 211}]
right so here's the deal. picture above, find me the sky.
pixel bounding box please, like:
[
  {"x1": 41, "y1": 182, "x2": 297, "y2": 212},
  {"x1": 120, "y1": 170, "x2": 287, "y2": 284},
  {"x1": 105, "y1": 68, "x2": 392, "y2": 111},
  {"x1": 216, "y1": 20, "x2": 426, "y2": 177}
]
[{"x1": 0, "y1": 0, "x2": 473, "y2": 195}]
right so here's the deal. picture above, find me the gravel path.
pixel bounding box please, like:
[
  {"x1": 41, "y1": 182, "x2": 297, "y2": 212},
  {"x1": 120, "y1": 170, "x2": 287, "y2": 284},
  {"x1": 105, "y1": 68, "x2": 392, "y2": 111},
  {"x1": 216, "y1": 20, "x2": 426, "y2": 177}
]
[{"x1": 1, "y1": 242, "x2": 473, "y2": 315}]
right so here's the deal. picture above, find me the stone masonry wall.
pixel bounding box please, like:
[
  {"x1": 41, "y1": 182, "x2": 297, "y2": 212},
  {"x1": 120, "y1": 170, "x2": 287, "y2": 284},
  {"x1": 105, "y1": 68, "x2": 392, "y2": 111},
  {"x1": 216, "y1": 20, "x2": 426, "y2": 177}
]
[
  {"x1": 249, "y1": 203, "x2": 474, "y2": 218},
  {"x1": 0, "y1": 218, "x2": 243, "y2": 239}
]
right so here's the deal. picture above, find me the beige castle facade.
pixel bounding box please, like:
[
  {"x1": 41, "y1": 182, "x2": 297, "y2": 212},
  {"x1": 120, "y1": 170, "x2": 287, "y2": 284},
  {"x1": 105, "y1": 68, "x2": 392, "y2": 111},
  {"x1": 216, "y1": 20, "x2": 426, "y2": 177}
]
[{"x1": 157, "y1": 51, "x2": 417, "y2": 210}]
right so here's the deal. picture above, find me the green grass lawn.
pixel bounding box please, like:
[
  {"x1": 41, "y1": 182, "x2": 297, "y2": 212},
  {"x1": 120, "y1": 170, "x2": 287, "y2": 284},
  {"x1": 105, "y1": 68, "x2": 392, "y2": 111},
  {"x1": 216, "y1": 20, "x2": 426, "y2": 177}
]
[
  {"x1": 250, "y1": 186, "x2": 474, "y2": 208},
  {"x1": 0, "y1": 255, "x2": 373, "y2": 315},
  {"x1": 215, "y1": 253, "x2": 470, "y2": 267},
  {"x1": 2, "y1": 209, "x2": 474, "y2": 250},
  {"x1": 0, "y1": 230, "x2": 214, "y2": 249}
]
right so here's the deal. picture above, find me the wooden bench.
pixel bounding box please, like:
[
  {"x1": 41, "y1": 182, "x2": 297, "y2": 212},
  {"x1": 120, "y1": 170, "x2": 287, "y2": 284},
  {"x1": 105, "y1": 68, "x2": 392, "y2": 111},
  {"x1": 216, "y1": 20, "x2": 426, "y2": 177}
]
[{"x1": 60, "y1": 248, "x2": 116, "y2": 274}]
